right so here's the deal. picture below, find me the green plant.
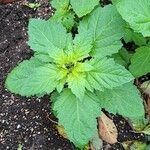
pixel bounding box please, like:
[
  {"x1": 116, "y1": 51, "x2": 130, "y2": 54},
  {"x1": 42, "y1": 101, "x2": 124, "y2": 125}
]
[
  {"x1": 24, "y1": 2, "x2": 41, "y2": 10},
  {"x1": 112, "y1": 0, "x2": 150, "y2": 78},
  {"x1": 5, "y1": 0, "x2": 150, "y2": 149},
  {"x1": 17, "y1": 144, "x2": 23, "y2": 150},
  {"x1": 112, "y1": 0, "x2": 150, "y2": 37}
]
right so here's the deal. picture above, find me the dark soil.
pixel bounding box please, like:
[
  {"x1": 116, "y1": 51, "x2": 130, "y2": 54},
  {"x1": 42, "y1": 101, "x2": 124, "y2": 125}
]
[
  {"x1": 0, "y1": 1, "x2": 75, "y2": 150},
  {"x1": 0, "y1": 0, "x2": 149, "y2": 150}
]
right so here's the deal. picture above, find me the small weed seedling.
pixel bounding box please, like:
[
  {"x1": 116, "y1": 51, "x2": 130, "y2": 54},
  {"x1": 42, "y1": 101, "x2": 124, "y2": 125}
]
[{"x1": 23, "y1": 1, "x2": 41, "y2": 10}]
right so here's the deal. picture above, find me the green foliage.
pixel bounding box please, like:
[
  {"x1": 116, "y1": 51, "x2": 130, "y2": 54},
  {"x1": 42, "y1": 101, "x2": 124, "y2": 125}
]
[
  {"x1": 123, "y1": 27, "x2": 147, "y2": 46},
  {"x1": 28, "y1": 19, "x2": 71, "y2": 53},
  {"x1": 5, "y1": 1, "x2": 149, "y2": 148},
  {"x1": 112, "y1": 48, "x2": 132, "y2": 67},
  {"x1": 17, "y1": 144, "x2": 23, "y2": 150},
  {"x1": 129, "y1": 46, "x2": 150, "y2": 77},
  {"x1": 86, "y1": 58, "x2": 133, "y2": 91},
  {"x1": 113, "y1": 0, "x2": 150, "y2": 37},
  {"x1": 51, "y1": 0, "x2": 75, "y2": 31},
  {"x1": 79, "y1": 5, "x2": 125, "y2": 58},
  {"x1": 129, "y1": 142, "x2": 147, "y2": 150},
  {"x1": 5, "y1": 58, "x2": 64, "y2": 96},
  {"x1": 53, "y1": 89, "x2": 101, "y2": 148},
  {"x1": 70, "y1": 0, "x2": 99, "y2": 17},
  {"x1": 52, "y1": 0, "x2": 99, "y2": 18},
  {"x1": 24, "y1": 2, "x2": 41, "y2": 10},
  {"x1": 51, "y1": 0, "x2": 69, "y2": 10},
  {"x1": 6, "y1": 15, "x2": 133, "y2": 100},
  {"x1": 96, "y1": 83, "x2": 145, "y2": 120}
]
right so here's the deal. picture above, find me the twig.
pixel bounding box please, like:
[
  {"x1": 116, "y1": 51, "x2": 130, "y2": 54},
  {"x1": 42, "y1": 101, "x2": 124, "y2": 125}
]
[{"x1": 46, "y1": 113, "x2": 58, "y2": 124}]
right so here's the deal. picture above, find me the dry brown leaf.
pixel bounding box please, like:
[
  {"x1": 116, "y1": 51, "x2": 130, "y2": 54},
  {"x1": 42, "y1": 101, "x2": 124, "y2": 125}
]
[
  {"x1": 98, "y1": 113, "x2": 118, "y2": 144},
  {"x1": 141, "y1": 81, "x2": 150, "y2": 96},
  {"x1": 56, "y1": 125, "x2": 68, "y2": 139}
]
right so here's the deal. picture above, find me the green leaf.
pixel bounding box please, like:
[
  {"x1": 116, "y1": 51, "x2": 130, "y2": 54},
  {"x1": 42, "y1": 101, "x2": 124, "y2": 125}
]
[
  {"x1": 5, "y1": 58, "x2": 66, "y2": 96},
  {"x1": 142, "y1": 125, "x2": 150, "y2": 135},
  {"x1": 25, "y1": 2, "x2": 41, "y2": 9},
  {"x1": 70, "y1": 0, "x2": 99, "y2": 17},
  {"x1": 129, "y1": 46, "x2": 150, "y2": 77},
  {"x1": 51, "y1": 0, "x2": 75, "y2": 31},
  {"x1": 113, "y1": 0, "x2": 150, "y2": 37},
  {"x1": 123, "y1": 27, "x2": 147, "y2": 46},
  {"x1": 86, "y1": 58, "x2": 134, "y2": 91},
  {"x1": 52, "y1": 32, "x2": 93, "y2": 66},
  {"x1": 147, "y1": 144, "x2": 150, "y2": 150},
  {"x1": 17, "y1": 144, "x2": 23, "y2": 150},
  {"x1": 67, "y1": 73, "x2": 86, "y2": 100},
  {"x1": 78, "y1": 5, "x2": 125, "y2": 58},
  {"x1": 53, "y1": 89, "x2": 101, "y2": 148},
  {"x1": 61, "y1": 12, "x2": 75, "y2": 31},
  {"x1": 51, "y1": 0, "x2": 69, "y2": 13},
  {"x1": 51, "y1": 12, "x2": 75, "y2": 31},
  {"x1": 112, "y1": 48, "x2": 132, "y2": 67},
  {"x1": 67, "y1": 62, "x2": 94, "y2": 100},
  {"x1": 28, "y1": 19, "x2": 70, "y2": 53},
  {"x1": 129, "y1": 142, "x2": 147, "y2": 150},
  {"x1": 56, "y1": 78, "x2": 66, "y2": 93},
  {"x1": 131, "y1": 118, "x2": 148, "y2": 131},
  {"x1": 34, "y1": 52, "x2": 53, "y2": 63},
  {"x1": 112, "y1": 54, "x2": 127, "y2": 67},
  {"x1": 72, "y1": 32, "x2": 93, "y2": 60},
  {"x1": 96, "y1": 83, "x2": 145, "y2": 120}
]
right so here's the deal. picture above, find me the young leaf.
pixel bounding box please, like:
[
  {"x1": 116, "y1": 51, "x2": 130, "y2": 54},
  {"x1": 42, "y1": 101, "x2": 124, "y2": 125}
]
[
  {"x1": 112, "y1": 54, "x2": 127, "y2": 67},
  {"x1": 67, "y1": 62, "x2": 93, "y2": 100},
  {"x1": 129, "y1": 46, "x2": 150, "y2": 77},
  {"x1": 131, "y1": 117, "x2": 148, "y2": 131},
  {"x1": 51, "y1": 0, "x2": 75, "y2": 31},
  {"x1": 96, "y1": 83, "x2": 145, "y2": 121},
  {"x1": 28, "y1": 19, "x2": 70, "y2": 53},
  {"x1": 5, "y1": 58, "x2": 66, "y2": 96},
  {"x1": 113, "y1": 0, "x2": 150, "y2": 37},
  {"x1": 86, "y1": 58, "x2": 134, "y2": 91},
  {"x1": 61, "y1": 13, "x2": 75, "y2": 31},
  {"x1": 51, "y1": 0, "x2": 69, "y2": 12},
  {"x1": 129, "y1": 142, "x2": 147, "y2": 150},
  {"x1": 142, "y1": 125, "x2": 150, "y2": 135},
  {"x1": 123, "y1": 27, "x2": 147, "y2": 46},
  {"x1": 112, "y1": 48, "x2": 132, "y2": 67},
  {"x1": 98, "y1": 113, "x2": 118, "y2": 144},
  {"x1": 56, "y1": 78, "x2": 66, "y2": 93},
  {"x1": 52, "y1": 11, "x2": 75, "y2": 31},
  {"x1": 53, "y1": 89, "x2": 101, "y2": 148},
  {"x1": 67, "y1": 73, "x2": 87, "y2": 100},
  {"x1": 70, "y1": 0, "x2": 99, "y2": 17},
  {"x1": 52, "y1": 32, "x2": 93, "y2": 66},
  {"x1": 72, "y1": 32, "x2": 93, "y2": 60},
  {"x1": 78, "y1": 5, "x2": 125, "y2": 58},
  {"x1": 17, "y1": 144, "x2": 23, "y2": 150}
]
